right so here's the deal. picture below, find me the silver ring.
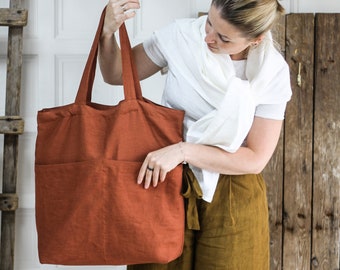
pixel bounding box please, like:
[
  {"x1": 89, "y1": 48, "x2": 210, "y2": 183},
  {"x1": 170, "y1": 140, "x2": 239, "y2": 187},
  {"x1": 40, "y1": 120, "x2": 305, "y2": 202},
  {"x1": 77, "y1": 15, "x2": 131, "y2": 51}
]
[
  {"x1": 121, "y1": 5, "x2": 127, "y2": 12},
  {"x1": 147, "y1": 166, "x2": 154, "y2": 171}
]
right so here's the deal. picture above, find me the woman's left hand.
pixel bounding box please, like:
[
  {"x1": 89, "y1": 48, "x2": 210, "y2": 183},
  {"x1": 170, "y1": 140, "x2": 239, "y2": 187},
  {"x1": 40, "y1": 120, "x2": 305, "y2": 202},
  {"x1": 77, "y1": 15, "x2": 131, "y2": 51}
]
[{"x1": 137, "y1": 142, "x2": 185, "y2": 189}]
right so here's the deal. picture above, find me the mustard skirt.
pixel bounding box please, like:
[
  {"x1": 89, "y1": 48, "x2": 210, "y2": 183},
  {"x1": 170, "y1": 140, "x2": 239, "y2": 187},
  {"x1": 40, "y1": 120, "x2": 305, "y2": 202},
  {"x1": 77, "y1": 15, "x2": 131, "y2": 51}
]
[{"x1": 128, "y1": 166, "x2": 269, "y2": 270}]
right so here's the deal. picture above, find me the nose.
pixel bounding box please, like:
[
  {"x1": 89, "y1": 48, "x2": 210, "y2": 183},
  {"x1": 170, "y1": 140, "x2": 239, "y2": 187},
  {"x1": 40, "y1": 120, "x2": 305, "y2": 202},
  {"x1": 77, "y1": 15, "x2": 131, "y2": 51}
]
[{"x1": 205, "y1": 30, "x2": 216, "y2": 44}]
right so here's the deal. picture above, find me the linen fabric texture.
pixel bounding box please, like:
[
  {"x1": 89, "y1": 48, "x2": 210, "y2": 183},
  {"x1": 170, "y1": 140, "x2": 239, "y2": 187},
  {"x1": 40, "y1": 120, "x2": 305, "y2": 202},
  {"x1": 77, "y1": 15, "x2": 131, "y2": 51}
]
[
  {"x1": 143, "y1": 15, "x2": 292, "y2": 202},
  {"x1": 35, "y1": 7, "x2": 185, "y2": 266},
  {"x1": 128, "y1": 166, "x2": 270, "y2": 270}
]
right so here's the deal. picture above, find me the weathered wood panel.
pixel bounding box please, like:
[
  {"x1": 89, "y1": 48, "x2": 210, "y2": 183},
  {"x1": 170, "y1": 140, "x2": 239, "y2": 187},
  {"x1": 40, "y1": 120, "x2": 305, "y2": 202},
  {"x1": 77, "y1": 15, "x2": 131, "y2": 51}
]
[
  {"x1": 312, "y1": 13, "x2": 340, "y2": 270},
  {"x1": 283, "y1": 13, "x2": 315, "y2": 270},
  {"x1": 0, "y1": 116, "x2": 24, "y2": 134},
  {"x1": 262, "y1": 14, "x2": 285, "y2": 270},
  {"x1": 0, "y1": 0, "x2": 25, "y2": 269},
  {"x1": 0, "y1": 194, "x2": 18, "y2": 212},
  {"x1": 271, "y1": 15, "x2": 286, "y2": 55},
  {"x1": 262, "y1": 130, "x2": 284, "y2": 270},
  {"x1": 0, "y1": 8, "x2": 27, "y2": 26}
]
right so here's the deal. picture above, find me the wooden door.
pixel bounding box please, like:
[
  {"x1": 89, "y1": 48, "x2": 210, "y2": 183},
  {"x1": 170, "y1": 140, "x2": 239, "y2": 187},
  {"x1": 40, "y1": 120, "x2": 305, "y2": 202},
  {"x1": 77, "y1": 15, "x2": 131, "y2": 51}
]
[{"x1": 264, "y1": 13, "x2": 340, "y2": 270}]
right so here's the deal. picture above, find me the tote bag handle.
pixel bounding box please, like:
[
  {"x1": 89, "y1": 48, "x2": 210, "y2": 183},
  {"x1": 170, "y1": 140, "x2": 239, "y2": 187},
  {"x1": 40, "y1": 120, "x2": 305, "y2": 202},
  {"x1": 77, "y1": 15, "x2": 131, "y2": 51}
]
[{"x1": 75, "y1": 6, "x2": 143, "y2": 104}]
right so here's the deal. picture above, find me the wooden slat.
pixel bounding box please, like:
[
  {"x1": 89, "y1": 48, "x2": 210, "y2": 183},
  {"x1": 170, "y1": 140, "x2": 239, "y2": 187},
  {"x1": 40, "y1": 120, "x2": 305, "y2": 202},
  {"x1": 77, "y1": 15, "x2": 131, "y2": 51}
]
[
  {"x1": 271, "y1": 15, "x2": 286, "y2": 55},
  {"x1": 1, "y1": 0, "x2": 25, "y2": 269},
  {"x1": 262, "y1": 14, "x2": 285, "y2": 270},
  {"x1": 5, "y1": 30, "x2": 24, "y2": 116},
  {"x1": 283, "y1": 13, "x2": 315, "y2": 270},
  {"x1": 262, "y1": 130, "x2": 284, "y2": 270},
  {"x1": 0, "y1": 8, "x2": 27, "y2": 26},
  {"x1": 0, "y1": 116, "x2": 24, "y2": 134},
  {"x1": 312, "y1": 13, "x2": 340, "y2": 269},
  {"x1": 0, "y1": 194, "x2": 18, "y2": 211}
]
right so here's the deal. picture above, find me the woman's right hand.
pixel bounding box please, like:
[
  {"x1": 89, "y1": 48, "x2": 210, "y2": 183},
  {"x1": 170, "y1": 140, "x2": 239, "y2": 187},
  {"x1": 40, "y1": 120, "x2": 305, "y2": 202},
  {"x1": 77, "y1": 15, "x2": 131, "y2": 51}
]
[{"x1": 103, "y1": 0, "x2": 141, "y2": 36}]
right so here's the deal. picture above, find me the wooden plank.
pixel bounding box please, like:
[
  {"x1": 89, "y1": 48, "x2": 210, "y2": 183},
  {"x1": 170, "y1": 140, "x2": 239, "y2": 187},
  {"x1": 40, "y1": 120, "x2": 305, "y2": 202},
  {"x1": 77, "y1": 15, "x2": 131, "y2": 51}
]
[
  {"x1": 1, "y1": 0, "x2": 25, "y2": 269},
  {"x1": 271, "y1": 14, "x2": 286, "y2": 55},
  {"x1": 283, "y1": 13, "x2": 315, "y2": 270},
  {"x1": 262, "y1": 14, "x2": 285, "y2": 270},
  {"x1": 0, "y1": 116, "x2": 24, "y2": 134},
  {"x1": 312, "y1": 13, "x2": 340, "y2": 269},
  {"x1": 0, "y1": 8, "x2": 27, "y2": 26},
  {"x1": 0, "y1": 212, "x2": 16, "y2": 270},
  {"x1": 262, "y1": 130, "x2": 284, "y2": 270},
  {"x1": 0, "y1": 194, "x2": 18, "y2": 211},
  {"x1": 5, "y1": 32, "x2": 24, "y2": 115}
]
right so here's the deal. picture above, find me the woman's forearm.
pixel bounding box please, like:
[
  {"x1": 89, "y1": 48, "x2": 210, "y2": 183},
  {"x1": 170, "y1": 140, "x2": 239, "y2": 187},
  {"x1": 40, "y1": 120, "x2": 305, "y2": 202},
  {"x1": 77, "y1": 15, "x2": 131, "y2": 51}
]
[
  {"x1": 182, "y1": 142, "x2": 266, "y2": 175},
  {"x1": 138, "y1": 142, "x2": 268, "y2": 189},
  {"x1": 137, "y1": 118, "x2": 282, "y2": 188},
  {"x1": 181, "y1": 118, "x2": 283, "y2": 175},
  {"x1": 98, "y1": 32, "x2": 123, "y2": 85}
]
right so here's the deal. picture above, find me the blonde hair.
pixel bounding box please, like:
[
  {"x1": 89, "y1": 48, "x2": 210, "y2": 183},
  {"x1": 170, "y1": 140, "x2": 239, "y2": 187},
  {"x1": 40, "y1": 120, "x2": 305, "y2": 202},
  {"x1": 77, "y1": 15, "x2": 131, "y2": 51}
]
[{"x1": 211, "y1": 0, "x2": 285, "y2": 39}]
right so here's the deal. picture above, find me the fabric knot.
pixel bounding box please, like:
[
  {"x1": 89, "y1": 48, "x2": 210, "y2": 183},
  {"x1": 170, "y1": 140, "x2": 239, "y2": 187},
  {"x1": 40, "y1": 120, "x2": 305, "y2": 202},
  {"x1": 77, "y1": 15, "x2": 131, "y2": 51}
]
[{"x1": 182, "y1": 166, "x2": 203, "y2": 230}]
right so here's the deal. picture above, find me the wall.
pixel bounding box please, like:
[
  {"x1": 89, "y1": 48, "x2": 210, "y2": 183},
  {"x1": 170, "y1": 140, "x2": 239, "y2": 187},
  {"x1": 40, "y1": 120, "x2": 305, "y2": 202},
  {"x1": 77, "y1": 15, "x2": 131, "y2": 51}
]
[
  {"x1": 198, "y1": 0, "x2": 340, "y2": 13},
  {"x1": 290, "y1": 0, "x2": 340, "y2": 13}
]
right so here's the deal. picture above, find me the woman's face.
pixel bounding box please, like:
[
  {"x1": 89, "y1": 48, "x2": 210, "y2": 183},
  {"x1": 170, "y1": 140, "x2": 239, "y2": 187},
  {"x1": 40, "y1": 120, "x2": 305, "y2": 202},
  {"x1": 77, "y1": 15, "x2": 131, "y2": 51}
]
[{"x1": 205, "y1": 5, "x2": 255, "y2": 59}]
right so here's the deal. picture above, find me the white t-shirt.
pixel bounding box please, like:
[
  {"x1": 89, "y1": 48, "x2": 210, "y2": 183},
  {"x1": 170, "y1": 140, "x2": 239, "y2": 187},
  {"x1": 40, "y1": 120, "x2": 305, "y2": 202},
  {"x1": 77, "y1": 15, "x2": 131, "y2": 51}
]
[
  {"x1": 142, "y1": 16, "x2": 291, "y2": 202},
  {"x1": 143, "y1": 32, "x2": 288, "y2": 132}
]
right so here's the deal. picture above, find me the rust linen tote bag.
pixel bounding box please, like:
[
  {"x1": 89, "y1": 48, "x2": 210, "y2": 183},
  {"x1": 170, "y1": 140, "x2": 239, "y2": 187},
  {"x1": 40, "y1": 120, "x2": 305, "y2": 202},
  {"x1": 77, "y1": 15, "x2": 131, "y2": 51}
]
[{"x1": 35, "y1": 7, "x2": 185, "y2": 266}]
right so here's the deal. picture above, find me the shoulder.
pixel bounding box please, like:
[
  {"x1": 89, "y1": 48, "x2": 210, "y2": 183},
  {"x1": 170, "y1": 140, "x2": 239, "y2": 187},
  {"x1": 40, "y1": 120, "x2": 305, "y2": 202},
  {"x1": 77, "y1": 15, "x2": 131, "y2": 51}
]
[
  {"x1": 247, "y1": 37, "x2": 292, "y2": 103},
  {"x1": 153, "y1": 17, "x2": 202, "y2": 38},
  {"x1": 154, "y1": 16, "x2": 206, "y2": 41}
]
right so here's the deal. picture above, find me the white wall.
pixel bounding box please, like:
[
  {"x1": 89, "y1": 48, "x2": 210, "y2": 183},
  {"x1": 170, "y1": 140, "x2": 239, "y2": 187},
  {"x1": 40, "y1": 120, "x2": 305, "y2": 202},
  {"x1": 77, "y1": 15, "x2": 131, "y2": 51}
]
[
  {"x1": 198, "y1": 0, "x2": 340, "y2": 13},
  {"x1": 290, "y1": 0, "x2": 340, "y2": 13}
]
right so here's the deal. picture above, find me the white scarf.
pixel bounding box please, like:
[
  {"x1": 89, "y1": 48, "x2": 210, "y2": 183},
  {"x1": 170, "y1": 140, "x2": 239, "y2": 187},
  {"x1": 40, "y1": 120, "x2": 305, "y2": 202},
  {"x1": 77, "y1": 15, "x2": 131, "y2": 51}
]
[{"x1": 155, "y1": 16, "x2": 291, "y2": 202}]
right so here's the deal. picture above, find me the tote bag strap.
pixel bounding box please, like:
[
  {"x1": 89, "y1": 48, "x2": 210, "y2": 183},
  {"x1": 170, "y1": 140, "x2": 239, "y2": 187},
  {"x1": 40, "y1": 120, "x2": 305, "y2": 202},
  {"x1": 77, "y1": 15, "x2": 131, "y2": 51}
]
[
  {"x1": 75, "y1": 6, "x2": 143, "y2": 104},
  {"x1": 119, "y1": 23, "x2": 144, "y2": 101}
]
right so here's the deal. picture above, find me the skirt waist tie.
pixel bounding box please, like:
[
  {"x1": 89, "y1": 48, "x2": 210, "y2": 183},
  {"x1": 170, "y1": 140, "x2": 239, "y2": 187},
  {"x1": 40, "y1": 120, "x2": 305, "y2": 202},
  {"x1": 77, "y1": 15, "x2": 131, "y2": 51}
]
[{"x1": 182, "y1": 166, "x2": 203, "y2": 230}]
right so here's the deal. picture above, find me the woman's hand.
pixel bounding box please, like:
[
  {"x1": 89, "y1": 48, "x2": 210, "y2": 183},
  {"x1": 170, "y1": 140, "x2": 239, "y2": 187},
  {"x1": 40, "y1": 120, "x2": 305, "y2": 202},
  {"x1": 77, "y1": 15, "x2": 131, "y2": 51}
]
[
  {"x1": 137, "y1": 142, "x2": 186, "y2": 189},
  {"x1": 137, "y1": 117, "x2": 283, "y2": 190},
  {"x1": 103, "y1": 0, "x2": 140, "y2": 36},
  {"x1": 99, "y1": 0, "x2": 142, "y2": 84}
]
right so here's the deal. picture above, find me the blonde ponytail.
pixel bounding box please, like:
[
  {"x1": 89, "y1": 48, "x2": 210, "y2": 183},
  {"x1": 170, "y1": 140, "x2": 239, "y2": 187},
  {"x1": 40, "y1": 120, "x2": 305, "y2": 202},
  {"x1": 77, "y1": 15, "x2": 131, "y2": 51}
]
[{"x1": 211, "y1": 0, "x2": 285, "y2": 39}]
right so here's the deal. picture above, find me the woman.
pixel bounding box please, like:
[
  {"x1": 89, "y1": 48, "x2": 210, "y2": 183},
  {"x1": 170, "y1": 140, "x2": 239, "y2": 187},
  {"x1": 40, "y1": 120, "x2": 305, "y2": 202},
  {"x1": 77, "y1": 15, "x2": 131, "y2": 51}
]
[{"x1": 99, "y1": 0, "x2": 291, "y2": 269}]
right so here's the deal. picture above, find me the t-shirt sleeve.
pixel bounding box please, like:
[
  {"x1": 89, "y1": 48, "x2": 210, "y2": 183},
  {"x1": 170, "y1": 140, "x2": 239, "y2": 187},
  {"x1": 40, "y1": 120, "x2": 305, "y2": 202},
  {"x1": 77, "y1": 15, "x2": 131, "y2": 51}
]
[
  {"x1": 143, "y1": 34, "x2": 168, "y2": 68},
  {"x1": 255, "y1": 102, "x2": 288, "y2": 120},
  {"x1": 254, "y1": 60, "x2": 291, "y2": 120}
]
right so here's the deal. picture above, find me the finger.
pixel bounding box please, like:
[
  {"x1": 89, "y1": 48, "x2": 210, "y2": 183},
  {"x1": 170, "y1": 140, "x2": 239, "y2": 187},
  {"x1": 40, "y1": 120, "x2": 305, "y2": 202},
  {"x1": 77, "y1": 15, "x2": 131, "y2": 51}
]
[
  {"x1": 144, "y1": 167, "x2": 154, "y2": 189},
  {"x1": 159, "y1": 170, "x2": 167, "y2": 183},
  {"x1": 105, "y1": 0, "x2": 140, "y2": 35},
  {"x1": 117, "y1": 0, "x2": 140, "y2": 13},
  {"x1": 137, "y1": 162, "x2": 148, "y2": 185},
  {"x1": 123, "y1": 10, "x2": 136, "y2": 20},
  {"x1": 117, "y1": 0, "x2": 141, "y2": 6},
  {"x1": 137, "y1": 159, "x2": 155, "y2": 189},
  {"x1": 152, "y1": 168, "x2": 160, "y2": 187},
  {"x1": 103, "y1": 2, "x2": 125, "y2": 33}
]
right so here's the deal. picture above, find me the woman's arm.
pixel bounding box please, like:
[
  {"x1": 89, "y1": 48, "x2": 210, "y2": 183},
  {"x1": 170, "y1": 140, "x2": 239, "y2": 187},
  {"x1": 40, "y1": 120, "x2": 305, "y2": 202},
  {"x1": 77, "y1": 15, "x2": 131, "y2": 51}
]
[
  {"x1": 99, "y1": 0, "x2": 161, "y2": 85},
  {"x1": 138, "y1": 117, "x2": 283, "y2": 188},
  {"x1": 183, "y1": 117, "x2": 282, "y2": 175}
]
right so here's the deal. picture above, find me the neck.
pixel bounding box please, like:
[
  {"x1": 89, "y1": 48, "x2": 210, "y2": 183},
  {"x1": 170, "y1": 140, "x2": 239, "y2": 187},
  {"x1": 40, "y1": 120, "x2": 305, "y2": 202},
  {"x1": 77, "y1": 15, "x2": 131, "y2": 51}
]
[{"x1": 230, "y1": 47, "x2": 249, "y2": 60}]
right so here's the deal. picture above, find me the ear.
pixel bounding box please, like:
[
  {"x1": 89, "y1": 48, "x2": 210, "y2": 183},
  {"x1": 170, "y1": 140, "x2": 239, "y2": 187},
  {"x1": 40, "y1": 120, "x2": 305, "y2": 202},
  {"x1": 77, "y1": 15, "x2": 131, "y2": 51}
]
[{"x1": 251, "y1": 34, "x2": 265, "y2": 46}]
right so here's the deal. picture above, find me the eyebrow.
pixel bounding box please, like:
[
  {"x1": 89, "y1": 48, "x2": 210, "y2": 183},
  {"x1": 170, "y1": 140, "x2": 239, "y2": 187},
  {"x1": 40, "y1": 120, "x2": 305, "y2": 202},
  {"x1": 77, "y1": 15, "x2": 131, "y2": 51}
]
[{"x1": 207, "y1": 16, "x2": 232, "y2": 41}]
